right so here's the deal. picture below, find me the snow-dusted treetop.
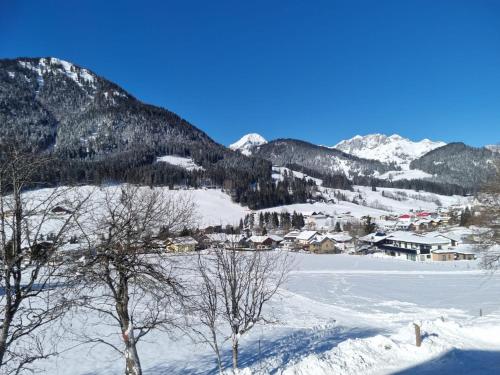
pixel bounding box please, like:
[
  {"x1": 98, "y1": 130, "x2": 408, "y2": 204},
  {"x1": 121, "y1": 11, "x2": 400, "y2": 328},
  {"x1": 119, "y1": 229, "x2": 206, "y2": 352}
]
[
  {"x1": 333, "y1": 133, "x2": 446, "y2": 168},
  {"x1": 229, "y1": 133, "x2": 267, "y2": 156}
]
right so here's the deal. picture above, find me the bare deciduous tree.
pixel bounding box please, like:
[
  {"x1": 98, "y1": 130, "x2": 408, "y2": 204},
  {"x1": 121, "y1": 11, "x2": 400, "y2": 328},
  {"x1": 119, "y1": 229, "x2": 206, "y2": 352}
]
[
  {"x1": 0, "y1": 144, "x2": 90, "y2": 374},
  {"x1": 191, "y1": 246, "x2": 292, "y2": 372},
  {"x1": 476, "y1": 161, "x2": 500, "y2": 270},
  {"x1": 75, "y1": 186, "x2": 195, "y2": 375}
]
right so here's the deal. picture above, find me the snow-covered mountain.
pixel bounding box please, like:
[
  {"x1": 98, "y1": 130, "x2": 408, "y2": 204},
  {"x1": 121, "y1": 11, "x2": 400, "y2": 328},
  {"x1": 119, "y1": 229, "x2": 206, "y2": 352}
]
[
  {"x1": 333, "y1": 134, "x2": 446, "y2": 169},
  {"x1": 486, "y1": 144, "x2": 500, "y2": 153},
  {"x1": 229, "y1": 133, "x2": 267, "y2": 156}
]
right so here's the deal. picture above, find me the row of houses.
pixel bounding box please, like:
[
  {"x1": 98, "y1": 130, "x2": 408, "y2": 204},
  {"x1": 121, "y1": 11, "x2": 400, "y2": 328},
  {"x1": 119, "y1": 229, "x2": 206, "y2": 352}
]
[
  {"x1": 359, "y1": 230, "x2": 476, "y2": 262},
  {"x1": 206, "y1": 231, "x2": 354, "y2": 253},
  {"x1": 374, "y1": 211, "x2": 451, "y2": 233}
]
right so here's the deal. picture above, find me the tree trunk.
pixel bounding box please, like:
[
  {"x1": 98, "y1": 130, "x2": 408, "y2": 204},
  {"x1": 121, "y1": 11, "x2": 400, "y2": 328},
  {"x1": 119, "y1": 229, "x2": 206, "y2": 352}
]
[
  {"x1": 123, "y1": 323, "x2": 142, "y2": 375},
  {"x1": 116, "y1": 272, "x2": 142, "y2": 375},
  {"x1": 212, "y1": 330, "x2": 223, "y2": 375},
  {"x1": 232, "y1": 335, "x2": 238, "y2": 371}
]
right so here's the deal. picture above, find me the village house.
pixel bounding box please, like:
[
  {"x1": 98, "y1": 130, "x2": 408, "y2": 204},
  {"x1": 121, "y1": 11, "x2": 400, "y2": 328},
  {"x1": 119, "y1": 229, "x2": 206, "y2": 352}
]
[
  {"x1": 295, "y1": 231, "x2": 318, "y2": 246},
  {"x1": 248, "y1": 235, "x2": 274, "y2": 250},
  {"x1": 453, "y1": 244, "x2": 478, "y2": 260},
  {"x1": 166, "y1": 236, "x2": 198, "y2": 252},
  {"x1": 429, "y1": 232, "x2": 461, "y2": 247},
  {"x1": 282, "y1": 230, "x2": 301, "y2": 250},
  {"x1": 431, "y1": 249, "x2": 456, "y2": 261},
  {"x1": 268, "y1": 234, "x2": 284, "y2": 247},
  {"x1": 204, "y1": 233, "x2": 247, "y2": 249},
  {"x1": 307, "y1": 235, "x2": 337, "y2": 253},
  {"x1": 327, "y1": 233, "x2": 354, "y2": 252},
  {"x1": 359, "y1": 232, "x2": 388, "y2": 246},
  {"x1": 380, "y1": 231, "x2": 451, "y2": 261}
]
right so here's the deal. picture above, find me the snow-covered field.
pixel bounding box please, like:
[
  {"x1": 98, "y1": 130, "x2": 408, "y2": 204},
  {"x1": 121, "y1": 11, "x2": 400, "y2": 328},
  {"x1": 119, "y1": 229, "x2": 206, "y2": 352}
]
[
  {"x1": 39, "y1": 253, "x2": 500, "y2": 374},
  {"x1": 11, "y1": 185, "x2": 494, "y2": 374}
]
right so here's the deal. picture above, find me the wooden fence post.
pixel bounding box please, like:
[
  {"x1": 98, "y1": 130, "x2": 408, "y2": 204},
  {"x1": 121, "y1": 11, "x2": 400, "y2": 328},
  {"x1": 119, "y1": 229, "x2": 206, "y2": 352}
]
[{"x1": 413, "y1": 323, "x2": 422, "y2": 347}]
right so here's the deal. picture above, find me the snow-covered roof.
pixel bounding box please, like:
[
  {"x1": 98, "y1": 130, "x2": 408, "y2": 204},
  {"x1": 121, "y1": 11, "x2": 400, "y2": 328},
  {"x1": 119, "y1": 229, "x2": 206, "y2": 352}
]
[
  {"x1": 432, "y1": 249, "x2": 456, "y2": 254},
  {"x1": 327, "y1": 233, "x2": 353, "y2": 242},
  {"x1": 249, "y1": 235, "x2": 271, "y2": 244},
  {"x1": 205, "y1": 233, "x2": 244, "y2": 243},
  {"x1": 452, "y1": 244, "x2": 478, "y2": 255},
  {"x1": 359, "y1": 233, "x2": 388, "y2": 243},
  {"x1": 430, "y1": 232, "x2": 462, "y2": 242},
  {"x1": 309, "y1": 235, "x2": 333, "y2": 245},
  {"x1": 284, "y1": 231, "x2": 300, "y2": 239},
  {"x1": 385, "y1": 231, "x2": 450, "y2": 245},
  {"x1": 296, "y1": 231, "x2": 318, "y2": 241},
  {"x1": 268, "y1": 235, "x2": 284, "y2": 242}
]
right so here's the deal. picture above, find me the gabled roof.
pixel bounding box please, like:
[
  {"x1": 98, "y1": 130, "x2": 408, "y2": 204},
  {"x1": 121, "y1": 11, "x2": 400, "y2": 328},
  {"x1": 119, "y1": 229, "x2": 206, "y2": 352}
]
[
  {"x1": 327, "y1": 233, "x2": 353, "y2": 242},
  {"x1": 308, "y1": 235, "x2": 333, "y2": 245},
  {"x1": 429, "y1": 232, "x2": 461, "y2": 242},
  {"x1": 205, "y1": 233, "x2": 245, "y2": 243},
  {"x1": 453, "y1": 244, "x2": 478, "y2": 255},
  {"x1": 359, "y1": 233, "x2": 387, "y2": 243},
  {"x1": 296, "y1": 231, "x2": 318, "y2": 241},
  {"x1": 249, "y1": 235, "x2": 271, "y2": 244},
  {"x1": 385, "y1": 231, "x2": 450, "y2": 245},
  {"x1": 284, "y1": 230, "x2": 300, "y2": 238},
  {"x1": 416, "y1": 212, "x2": 431, "y2": 217},
  {"x1": 268, "y1": 235, "x2": 284, "y2": 242}
]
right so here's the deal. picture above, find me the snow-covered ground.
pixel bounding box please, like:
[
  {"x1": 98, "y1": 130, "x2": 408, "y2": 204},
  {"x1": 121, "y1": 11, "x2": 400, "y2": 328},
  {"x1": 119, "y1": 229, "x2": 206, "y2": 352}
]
[{"x1": 38, "y1": 253, "x2": 500, "y2": 374}]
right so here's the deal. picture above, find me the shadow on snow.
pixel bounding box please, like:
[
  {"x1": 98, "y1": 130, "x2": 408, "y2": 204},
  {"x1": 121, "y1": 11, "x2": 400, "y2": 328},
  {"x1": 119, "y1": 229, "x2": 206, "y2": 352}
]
[
  {"x1": 146, "y1": 325, "x2": 383, "y2": 374},
  {"x1": 391, "y1": 349, "x2": 500, "y2": 375}
]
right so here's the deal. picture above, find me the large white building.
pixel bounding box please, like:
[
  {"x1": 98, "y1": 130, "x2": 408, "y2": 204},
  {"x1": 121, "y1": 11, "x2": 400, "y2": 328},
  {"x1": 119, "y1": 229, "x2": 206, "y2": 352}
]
[{"x1": 380, "y1": 231, "x2": 451, "y2": 261}]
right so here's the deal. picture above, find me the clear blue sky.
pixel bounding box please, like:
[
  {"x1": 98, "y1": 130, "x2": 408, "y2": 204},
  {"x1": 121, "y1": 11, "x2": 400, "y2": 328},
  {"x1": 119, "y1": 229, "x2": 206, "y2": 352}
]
[{"x1": 1, "y1": 0, "x2": 499, "y2": 147}]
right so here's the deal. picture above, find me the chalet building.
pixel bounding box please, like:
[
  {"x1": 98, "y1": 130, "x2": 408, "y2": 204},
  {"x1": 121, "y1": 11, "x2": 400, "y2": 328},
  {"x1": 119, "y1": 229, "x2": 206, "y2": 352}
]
[
  {"x1": 380, "y1": 231, "x2": 451, "y2": 261},
  {"x1": 204, "y1": 233, "x2": 247, "y2": 249},
  {"x1": 283, "y1": 230, "x2": 300, "y2": 241},
  {"x1": 359, "y1": 232, "x2": 388, "y2": 246},
  {"x1": 327, "y1": 233, "x2": 354, "y2": 251},
  {"x1": 431, "y1": 249, "x2": 456, "y2": 261},
  {"x1": 307, "y1": 236, "x2": 337, "y2": 253},
  {"x1": 268, "y1": 235, "x2": 284, "y2": 246},
  {"x1": 453, "y1": 244, "x2": 477, "y2": 260},
  {"x1": 166, "y1": 236, "x2": 198, "y2": 252},
  {"x1": 431, "y1": 233, "x2": 461, "y2": 247},
  {"x1": 281, "y1": 231, "x2": 301, "y2": 250},
  {"x1": 248, "y1": 235, "x2": 274, "y2": 250},
  {"x1": 296, "y1": 231, "x2": 318, "y2": 246}
]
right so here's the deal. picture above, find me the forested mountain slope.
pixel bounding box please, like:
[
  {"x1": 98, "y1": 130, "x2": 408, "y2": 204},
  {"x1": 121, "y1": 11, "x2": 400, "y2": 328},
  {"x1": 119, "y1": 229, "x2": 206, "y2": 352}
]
[
  {"x1": 0, "y1": 57, "x2": 314, "y2": 209},
  {"x1": 254, "y1": 138, "x2": 398, "y2": 177},
  {"x1": 410, "y1": 143, "x2": 498, "y2": 188}
]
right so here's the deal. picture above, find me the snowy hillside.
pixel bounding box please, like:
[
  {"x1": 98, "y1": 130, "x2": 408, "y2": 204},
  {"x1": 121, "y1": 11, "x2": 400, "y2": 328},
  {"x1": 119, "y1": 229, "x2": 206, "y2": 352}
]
[
  {"x1": 334, "y1": 134, "x2": 446, "y2": 169},
  {"x1": 229, "y1": 133, "x2": 267, "y2": 155}
]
